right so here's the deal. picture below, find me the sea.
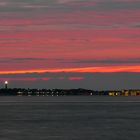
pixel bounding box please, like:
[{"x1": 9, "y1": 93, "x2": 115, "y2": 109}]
[{"x1": 0, "y1": 96, "x2": 140, "y2": 140}]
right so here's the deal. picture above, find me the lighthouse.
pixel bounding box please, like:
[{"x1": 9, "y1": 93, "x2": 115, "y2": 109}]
[{"x1": 5, "y1": 81, "x2": 8, "y2": 89}]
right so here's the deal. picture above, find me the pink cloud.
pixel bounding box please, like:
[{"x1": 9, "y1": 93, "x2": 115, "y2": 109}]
[
  {"x1": 0, "y1": 8, "x2": 139, "y2": 72},
  {"x1": 41, "y1": 78, "x2": 52, "y2": 81},
  {"x1": 0, "y1": 78, "x2": 38, "y2": 81},
  {"x1": 0, "y1": 28, "x2": 139, "y2": 59},
  {"x1": 68, "y1": 77, "x2": 85, "y2": 81}
]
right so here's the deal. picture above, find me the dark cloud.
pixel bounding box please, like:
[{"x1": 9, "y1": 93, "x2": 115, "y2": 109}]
[
  {"x1": 13, "y1": 58, "x2": 48, "y2": 61},
  {"x1": 0, "y1": 72, "x2": 140, "y2": 90},
  {"x1": 0, "y1": 0, "x2": 140, "y2": 13},
  {"x1": 131, "y1": 24, "x2": 140, "y2": 28},
  {"x1": 0, "y1": 58, "x2": 48, "y2": 63},
  {"x1": 63, "y1": 58, "x2": 140, "y2": 64},
  {"x1": 0, "y1": 57, "x2": 140, "y2": 66},
  {"x1": 97, "y1": 1, "x2": 140, "y2": 11}
]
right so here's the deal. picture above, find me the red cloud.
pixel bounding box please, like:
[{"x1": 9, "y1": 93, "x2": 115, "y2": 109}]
[
  {"x1": 68, "y1": 77, "x2": 85, "y2": 81},
  {"x1": 41, "y1": 77, "x2": 52, "y2": 81},
  {"x1": 0, "y1": 78, "x2": 37, "y2": 81}
]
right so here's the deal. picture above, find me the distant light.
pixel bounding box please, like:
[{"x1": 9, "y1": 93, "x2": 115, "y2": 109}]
[{"x1": 5, "y1": 81, "x2": 8, "y2": 84}]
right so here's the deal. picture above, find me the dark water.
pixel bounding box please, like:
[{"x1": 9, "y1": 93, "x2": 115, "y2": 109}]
[{"x1": 0, "y1": 96, "x2": 140, "y2": 140}]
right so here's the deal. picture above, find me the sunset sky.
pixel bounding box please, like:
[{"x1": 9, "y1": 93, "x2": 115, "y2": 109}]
[{"x1": 0, "y1": 0, "x2": 140, "y2": 89}]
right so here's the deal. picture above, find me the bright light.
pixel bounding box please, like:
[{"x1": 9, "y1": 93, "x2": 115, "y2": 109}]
[{"x1": 5, "y1": 81, "x2": 8, "y2": 84}]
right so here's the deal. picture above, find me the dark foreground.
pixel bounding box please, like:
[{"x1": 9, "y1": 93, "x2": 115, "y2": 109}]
[{"x1": 0, "y1": 96, "x2": 140, "y2": 140}]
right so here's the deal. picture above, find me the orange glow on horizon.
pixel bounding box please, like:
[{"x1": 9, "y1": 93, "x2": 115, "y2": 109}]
[{"x1": 0, "y1": 65, "x2": 140, "y2": 75}]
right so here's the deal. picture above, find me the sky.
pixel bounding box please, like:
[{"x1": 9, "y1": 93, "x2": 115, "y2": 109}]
[{"x1": 0, "y1": 0, "x2": 140, "y2": 89}]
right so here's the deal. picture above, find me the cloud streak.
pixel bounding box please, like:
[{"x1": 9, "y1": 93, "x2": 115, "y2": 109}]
[
  {"x1": 0, "y1": 65, "x2": 140, "y2": 75},
  {"x1": 0, "y1": 72, "x2": 140, "y2": 90},
  {"x1": 0, "y1": 0, "x2": 139, "y2": 88}
]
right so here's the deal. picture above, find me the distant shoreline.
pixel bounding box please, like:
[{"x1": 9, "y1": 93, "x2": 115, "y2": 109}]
[{"x1": 0, "y1": 88, "x2": 140, "y2": 96}]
